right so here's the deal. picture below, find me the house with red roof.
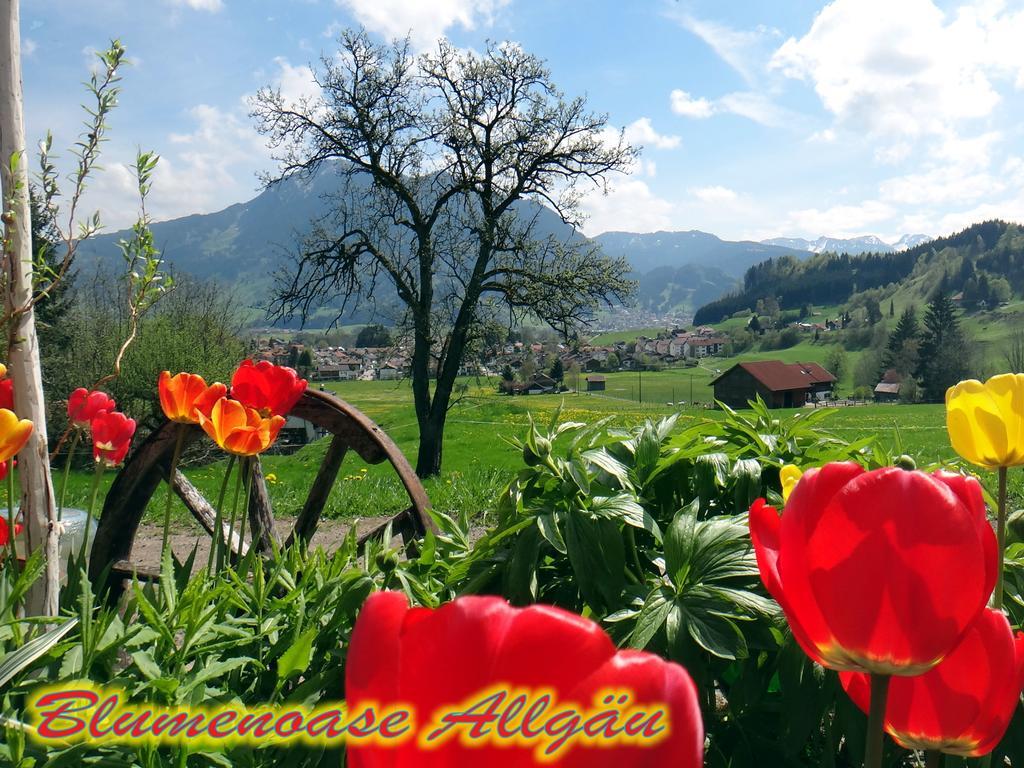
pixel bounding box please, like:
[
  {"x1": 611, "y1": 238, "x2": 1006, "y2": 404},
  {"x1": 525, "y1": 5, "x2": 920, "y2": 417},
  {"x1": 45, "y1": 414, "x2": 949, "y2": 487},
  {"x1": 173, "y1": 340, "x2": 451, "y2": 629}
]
[{"x1": 710, "y1": 360, "x2": 836, "y2": 409}]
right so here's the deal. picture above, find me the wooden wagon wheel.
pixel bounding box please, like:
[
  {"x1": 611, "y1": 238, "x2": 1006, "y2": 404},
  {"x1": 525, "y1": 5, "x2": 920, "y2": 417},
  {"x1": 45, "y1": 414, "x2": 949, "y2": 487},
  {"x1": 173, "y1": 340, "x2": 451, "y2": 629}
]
[{"x1": 89, "y1": 389, "x2": 435, "y2": 601}]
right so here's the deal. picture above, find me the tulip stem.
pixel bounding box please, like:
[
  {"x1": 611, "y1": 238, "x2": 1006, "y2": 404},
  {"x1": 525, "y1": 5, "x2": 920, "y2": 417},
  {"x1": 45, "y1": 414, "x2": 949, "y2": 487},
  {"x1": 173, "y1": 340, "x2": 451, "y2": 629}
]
[
  {"x1": 57, "y1": 430, "x2": 81, "y2": 523},
  {"x1": 237, "y1": 459, "x2": 252, "y2": 564},
  {"x1": 221, "y1": 460, "x2": 244, "y2": 573},
  {"x1": 864, "y1": 673, "x2": 890, "y2": 768},
  {"x1": 994, "y1": 465, "x2": 1007, "y2": 610},
  {"x1": 924, "y1": 750, "x2": 941, "y2": 768},
  {"x1": 160, "y1": 426, "x2": 186, "y2": 559},
  {"x1": 6, "y1": 468, "x2": 18, "y2": 578},
  {"x1": 80, "y1": 462, "x2": 104, "y2": 565},
  {"x1": 207, "y1": 455, "x2": 236, "y2": 576}
]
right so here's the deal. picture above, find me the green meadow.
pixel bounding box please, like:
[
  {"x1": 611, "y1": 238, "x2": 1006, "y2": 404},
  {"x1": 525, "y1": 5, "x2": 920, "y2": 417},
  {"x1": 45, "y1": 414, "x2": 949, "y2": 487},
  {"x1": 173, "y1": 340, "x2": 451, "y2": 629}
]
[{"x1": 57, "y1": 374, "x2": 1022, "y2": 537}]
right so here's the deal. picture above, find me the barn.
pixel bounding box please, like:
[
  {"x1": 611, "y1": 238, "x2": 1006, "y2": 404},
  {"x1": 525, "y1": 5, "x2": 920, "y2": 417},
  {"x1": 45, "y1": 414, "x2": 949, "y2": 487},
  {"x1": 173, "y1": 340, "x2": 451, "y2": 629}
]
[{"x1": 710, "y1": 360, "x2": 836, "y2": 409}]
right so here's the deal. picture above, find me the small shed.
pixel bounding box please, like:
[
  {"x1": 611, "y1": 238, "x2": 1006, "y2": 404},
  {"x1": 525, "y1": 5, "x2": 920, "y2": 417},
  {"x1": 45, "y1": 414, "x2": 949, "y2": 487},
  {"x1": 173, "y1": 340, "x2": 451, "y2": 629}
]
[
  {"x1": 586, "y1": 375, "x2": 607, "y2": 392},
  {"x1": 874, "y1": 369, "x2": 903, "y2": 402}
]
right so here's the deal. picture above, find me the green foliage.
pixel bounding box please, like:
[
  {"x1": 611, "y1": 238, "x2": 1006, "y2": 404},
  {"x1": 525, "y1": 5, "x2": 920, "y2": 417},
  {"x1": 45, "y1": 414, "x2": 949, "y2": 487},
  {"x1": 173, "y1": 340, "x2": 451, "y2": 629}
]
[
  {"x1": 0, "y1": 540, "x2": 381, "y2": 766},
  {"x1": 354, "y1": 323, "x2": 391, "y2": 348},
  {"x1": 695, "y1": 220, "x2": 1016, "y2": 325},
  {"x1": 448, "y1": 400, "x2": 887, "y2": 766},
  {"x1": 825, "y1": 346, "x2": 846, "y2": 381},
  {"x1": 3, "y1": 393, "x2": 1019, "y2": 767},
  {"x1": 917, "y1": 292, "x2": 971, "y2": 402},
  {"x1": 47, "y1": 275, "x2": 246, "y2": 440}
]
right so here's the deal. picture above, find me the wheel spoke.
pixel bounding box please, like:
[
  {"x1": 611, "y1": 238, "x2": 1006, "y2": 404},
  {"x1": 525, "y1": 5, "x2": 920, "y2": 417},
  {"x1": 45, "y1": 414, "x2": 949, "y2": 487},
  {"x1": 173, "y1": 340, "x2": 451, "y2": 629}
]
[
  {"x1": 286, "y1": 434, "x2": 348, "y2": 548},
  {"x1": 244, "y1": 457, "x2": 279, "y2": 554},
  {"x1": 172, "y1": 470, "x2": 251, "y2": 559}
]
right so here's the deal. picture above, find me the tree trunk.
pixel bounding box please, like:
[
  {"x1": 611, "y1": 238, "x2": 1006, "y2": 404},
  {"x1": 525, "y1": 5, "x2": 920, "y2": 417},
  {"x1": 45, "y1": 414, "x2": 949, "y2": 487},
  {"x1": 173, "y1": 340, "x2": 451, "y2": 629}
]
[
  {"x1": 416, "y1": 307, "x2": 473, "y2": 478},
  {"x1": 412, "y1": 310, "x2": 444, "y2": 477},
  {"x1": 0, "y1": 0, "x2": 59, "y2": 616},
  {"x1": 415, "y1": 414, "x2": 443, "y2": 478}
]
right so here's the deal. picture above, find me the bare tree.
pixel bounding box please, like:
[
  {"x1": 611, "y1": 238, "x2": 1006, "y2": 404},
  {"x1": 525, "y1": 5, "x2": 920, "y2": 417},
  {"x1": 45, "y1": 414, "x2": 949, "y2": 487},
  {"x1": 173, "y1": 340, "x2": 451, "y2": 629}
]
[{"x1": 252, "y1": 31, "x2": 635, "y2": 476}]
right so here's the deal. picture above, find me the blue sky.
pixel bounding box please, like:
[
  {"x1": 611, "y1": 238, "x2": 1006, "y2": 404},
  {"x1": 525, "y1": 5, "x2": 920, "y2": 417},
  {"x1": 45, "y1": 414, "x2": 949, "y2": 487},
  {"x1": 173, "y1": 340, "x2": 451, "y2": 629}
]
[{"x1": 18, "y1": 0, "x2": 1024, "y2": 241}]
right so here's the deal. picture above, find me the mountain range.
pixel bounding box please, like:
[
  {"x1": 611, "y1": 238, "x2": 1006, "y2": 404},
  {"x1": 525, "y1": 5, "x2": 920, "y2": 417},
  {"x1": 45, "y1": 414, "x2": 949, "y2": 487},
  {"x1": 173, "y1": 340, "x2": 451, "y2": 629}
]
[
  {"x1": 72, "y1": 168, "x2": 937, "y2": 323},
  {"x1": 761, "y1": 234, "x2": 932, "y2": 255}
]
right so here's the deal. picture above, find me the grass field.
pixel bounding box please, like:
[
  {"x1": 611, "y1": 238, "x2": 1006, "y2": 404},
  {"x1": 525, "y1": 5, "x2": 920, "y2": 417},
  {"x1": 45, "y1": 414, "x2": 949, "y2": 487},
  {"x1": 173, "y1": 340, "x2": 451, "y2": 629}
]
[
  {"x1": 53, "y1": 371, "x2": 1023, "y2": 543},
  {"x1": 588, "y1": 327, "x2": 667, "y2": 345}
]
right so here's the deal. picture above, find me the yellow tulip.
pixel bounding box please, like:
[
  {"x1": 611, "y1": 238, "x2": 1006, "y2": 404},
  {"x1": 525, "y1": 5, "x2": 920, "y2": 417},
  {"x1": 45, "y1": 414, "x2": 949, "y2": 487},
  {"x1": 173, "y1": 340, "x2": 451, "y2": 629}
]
[
  {"x1": 780, "y1": 464, "x2": 802, "y2": 504},
  {"x1": 197, "y1": 397, "x2": 285, "y2": 457},
  {"x1": 0, "y1": 408, "x2": 32, "y2": 463},
  {"x1": 946, "y1": 374, "x2": 1024, "y2": 469}
]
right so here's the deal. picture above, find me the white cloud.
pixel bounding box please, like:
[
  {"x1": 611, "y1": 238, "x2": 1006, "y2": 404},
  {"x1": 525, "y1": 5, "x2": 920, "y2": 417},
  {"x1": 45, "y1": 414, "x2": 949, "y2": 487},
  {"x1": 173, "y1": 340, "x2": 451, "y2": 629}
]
[
  {"x1": 879, "y1": 165, "x2": 999, "y2": 206},
  {"x1": 716, "y1": 91, "x2": 790, "y2": 127},
  {"x1": 874, "y1": 142, "x2": 912, "y2": 165},
  {"x1": 596, "y1": 118, "x2": 677, "y2": 180},
  {"x1": 786, "y1": 200, "x2": 896, "y2": 239},
  {"x1": 78, "y1": 102, "x2": 272, "y2": 231},
  {"x1": 153, "y1": 104, "x2": 271, "y2": 221},
  {"x1": 580, "y1": 178, "x2": 675, "y2": 236},
  {"x1": 808, "y1": 128, "x2": 836, "y2": 143},
  {"x1": 170, "y1": 0, "x2": 224, "y2": 11},
  {"x1": 670, "y1": 89, "x2": 714, "y2": 119},
  {"x1": 622, "y1": 117, "x2": 681, "y2": 150},
  {"x1": 691, "y1": 186, "x2": 738, "y2": 203},
  {"x1": 671, "y1": 88, "x2": 792, "y2": 126},
  {"x1": 877, "y1": 130, "x2": 1004, "y2": 205},
  {"x1": 934, "y1": 129, "x2": 1001, "y2": 169},
  {"x1": 22, "y1": 38, "x2": 37, "y2": 57},
  {"x1": 269, "y1": 57, "x2": 321, "y2": 107},
  {"x1": 770, "y1": 0, "x2": 1023, "y2": 140},
  {"x1": 667, "y1": 12, "x2": 779, "y2": 84},
  {"x1": 336, "y1": 0, "x2": 509, "y2": 50}
]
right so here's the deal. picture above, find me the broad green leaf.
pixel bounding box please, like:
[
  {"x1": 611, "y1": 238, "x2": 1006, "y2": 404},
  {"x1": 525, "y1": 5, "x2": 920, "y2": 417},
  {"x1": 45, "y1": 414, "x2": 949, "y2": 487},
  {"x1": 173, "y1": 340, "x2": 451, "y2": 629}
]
[
  {"x1": 536, "y1": 513, "x2": 567, "y2": 554},
  {"x1": 730, "y1": 458, "x2": 762, "y2": 512},
  {"x1": 130, "y1": 649, "x2": 162, "y2": 681},
  {"x1": 629, "y1": 587, "x2": 673, "y2": 649},
  {"x1": 277, "y1": 627, "x2": 318, "y2": 682},
  {"x1": 686, "y1": 610, "x2": 747, "y2": 660},
  {"x1": 505, "y1": 525, "x2": 540, "y2": 604},
  {"x1": 183, "y1": 656, "x2": 255, "y2": 696},
  {"x1": 665, "y1": 500, "x2": 699, "y2": 588},
  {"x1": 590, "y1": 494, "x2": 662, "y2": 541},
  {"x1": 565, "y1": 513, "x2": 624, "y2": 610},
  {"x1": 582, "y1": 448, "x2": 631, "y2": 489},
  {"x1": 0, "y1": 618, "x2": 78, "y2": 688}
]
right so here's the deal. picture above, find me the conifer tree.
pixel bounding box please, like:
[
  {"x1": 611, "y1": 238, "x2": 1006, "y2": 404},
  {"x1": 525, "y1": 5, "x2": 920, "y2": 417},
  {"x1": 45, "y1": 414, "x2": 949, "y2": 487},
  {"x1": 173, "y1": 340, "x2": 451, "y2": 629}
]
[
  {"x1": 916, "y1": 293, "x2": 970, "y2": 401},
  {"x1": 881, "y1": 305, "x2": 920, "y2": 376}
]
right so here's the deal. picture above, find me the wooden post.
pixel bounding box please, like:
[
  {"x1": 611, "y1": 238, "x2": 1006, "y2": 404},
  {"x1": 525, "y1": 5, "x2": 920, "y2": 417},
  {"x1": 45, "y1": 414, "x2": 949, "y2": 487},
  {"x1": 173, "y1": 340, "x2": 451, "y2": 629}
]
[{"x1": 0, "y1": 0, "x2": 60, "y2": 616}]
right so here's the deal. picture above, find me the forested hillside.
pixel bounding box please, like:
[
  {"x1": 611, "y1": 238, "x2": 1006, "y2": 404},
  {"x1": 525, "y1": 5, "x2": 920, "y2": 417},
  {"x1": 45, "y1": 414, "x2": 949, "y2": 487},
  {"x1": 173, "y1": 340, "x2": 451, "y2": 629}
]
[{"x1": 694, "y1": 220, "x2": 1022, "y2": 324}]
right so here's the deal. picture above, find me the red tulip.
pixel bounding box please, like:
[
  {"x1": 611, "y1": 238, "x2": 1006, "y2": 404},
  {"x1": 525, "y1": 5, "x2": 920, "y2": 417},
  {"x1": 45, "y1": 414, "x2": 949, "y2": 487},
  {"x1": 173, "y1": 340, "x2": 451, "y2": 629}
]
[
  {"x1": 0, "y1": 459, "x2": 13, "y2": 482},
  {"x1": 0, "y1": 378, "x2": 13, "y2": 412},
  {"x1": 749, "y1": 463, "x2": 997, "y2": 675},
  {"x1": 68, "y1": 388, "x2": 116, "y2": 428},
  {"x1": 346, "y1": 591, "x2": 704, "y2": 768},
  {"x1": 230, "y1": 359, "x2": 306, "y2": 418},
  {"x1": 0, "y1": 515, "x2": 21, "y2": 547},
  {"x1": 90, "y1": 411, "x2": 136, "y2": 468},
  {"x1": 841, "y1": 608, "x2": 1024, "y2": 756}
]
